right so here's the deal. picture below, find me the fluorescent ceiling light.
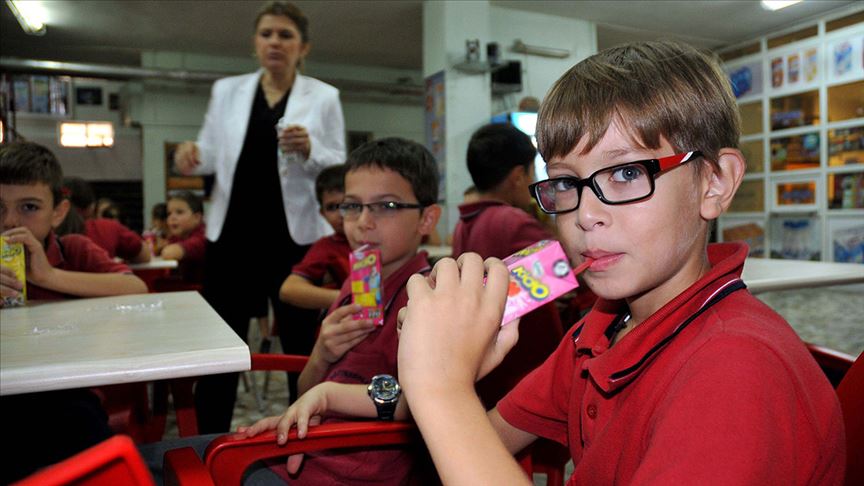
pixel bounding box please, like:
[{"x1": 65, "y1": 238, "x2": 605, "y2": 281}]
[
  {"x1": 60, "y1": 122, "x2": 114, "y2": 148},
  {"x1": 5, "y1": 0, "x2": 47, "y2": 35},
  {"x1": 761, "y1": 0, "x2": 804, "y2": 11}
]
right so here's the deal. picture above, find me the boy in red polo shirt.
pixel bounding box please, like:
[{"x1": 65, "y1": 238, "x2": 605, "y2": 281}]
[
  {"x1": 161, "y1": 191, "x2": 207, "y2": 284},
  {"x1": 237, "y1": 138, "x2": 442, "y2": 484},
  {"x1": 397, "y1": 41, "x2": 845, "y2": 485},
  {"x1": 453, "y1": 122, "x2": 563, "y2": 408},
  {"x1": 1, "y1": 141, "x2": 147, "y2": 483},
  {"x1": 279, "y1": 164, "x2": 351, "y2": 311}
]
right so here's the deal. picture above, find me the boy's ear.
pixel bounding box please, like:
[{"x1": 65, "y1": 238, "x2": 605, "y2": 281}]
[
  {"x1": 51, "y1": 199, "x2": 71, "y2": 228},
  {"x1": 418, "y1": 204, "x2": 442, "y2": 236},
  {"x1": 700, "y1": 148, "x2": 745, "y2": 220}
]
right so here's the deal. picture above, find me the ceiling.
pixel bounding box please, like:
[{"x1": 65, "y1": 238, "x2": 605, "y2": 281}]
[{"x1": 0, "y1": 0, "x2": 859, "y2": 71}]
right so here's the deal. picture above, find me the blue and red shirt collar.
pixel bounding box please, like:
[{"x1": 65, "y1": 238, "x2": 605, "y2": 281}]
[{"x1": 570, "y1": 242, "x2": 749, "y2": 393}]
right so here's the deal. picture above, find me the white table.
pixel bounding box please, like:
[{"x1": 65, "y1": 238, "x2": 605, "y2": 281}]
[
  {"x1": 0, "y1": 291, "x2": 249, "y2": 396},
  {"x1": 742, "y1": 258, "x2": 864, "y2": 294},
  {"x1": 127, "y1": 257, "x2": 178, "y2": 270}
]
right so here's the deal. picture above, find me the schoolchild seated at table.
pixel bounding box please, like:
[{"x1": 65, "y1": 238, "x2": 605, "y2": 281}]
[
  {"x1": 279, "y1": 164, "x2": 351, "y2": 311},
  {"x1": 143, "y1": 202, "x2": 169, "y2": 255},
  {"x1": 63, "y1": 176, "x2": 151, "y2": 263},
  {"x1": 395, "y1": 41, "x2": 845, "y2": 485},
  {"x1": 451, "y1": 122, "x2": 567, "y2": 408},
  {"x1": 160, "y1": 191, "x2": 206, "y2": 285},
  {"x1": 0, "y1": 141, "x2": 148, "y2": 483},
  {"x1": 143, "y1": 138, "x2": 442, "y2": 485}
]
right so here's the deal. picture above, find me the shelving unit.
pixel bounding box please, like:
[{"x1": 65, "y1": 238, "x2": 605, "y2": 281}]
[{"x1": 719, "y1": 10, "x2": 863, "y2": 263}]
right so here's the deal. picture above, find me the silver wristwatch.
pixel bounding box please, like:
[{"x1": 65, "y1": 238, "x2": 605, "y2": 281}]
[{"x1": 367, "y1": 374, "x2": 401, "y2": 420}]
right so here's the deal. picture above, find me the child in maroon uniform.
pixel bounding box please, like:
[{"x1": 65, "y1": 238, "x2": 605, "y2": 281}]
[
  {"x1": 161, "y1": 191, "x2": 206, "y2": 285},
  {"x1": 397, "y1": 41, "x2": 845, "y2": 485},
  {"x1": 238, "y1": 138, "x2": 442, "y2": 484},
  {"x1": 1, "y1": 142, "x2": 147, "y2": 483},
  {"x1": 453, "y1": 122, "x2": 565, "y2": 408},
  {"x1": 280, "y1": 164, "x2": 350, "y2": 310}
]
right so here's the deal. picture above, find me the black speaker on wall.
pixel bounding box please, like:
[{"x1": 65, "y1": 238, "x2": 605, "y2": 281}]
[{"x1": 491, "y1": 61, "x2": 522, "y2": 95}]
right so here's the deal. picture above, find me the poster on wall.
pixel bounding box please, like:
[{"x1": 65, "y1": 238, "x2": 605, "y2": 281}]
[
  {"x1": 726, "y1": 59, "x2": 763, "y2": 99},
  {"x1": 424, "y1": 70, "x2": 446, "y2": 199},
  {"x1": 769, "y1": 45, "x2": 820, "y2": 91},
  {"x1": 830, "y1": 219, "x2": 864, "y2": 263},
  {"x1": 721, "y1": 219, "x2": 766, "y2": 257},
  {"x1": 827, "y1": 171, "x2": 864, "y2": 210},
  {"x1": 769, "y1": 215, "x2": 821, "y2": 260},
  {"x1": 828, "y1": 34, "x2": 864, "y2": 81}
]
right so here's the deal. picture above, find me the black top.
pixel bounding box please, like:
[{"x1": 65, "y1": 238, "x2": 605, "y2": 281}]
[{"x1": 221, "y1": 83, "x2": 291, "y2": 246}]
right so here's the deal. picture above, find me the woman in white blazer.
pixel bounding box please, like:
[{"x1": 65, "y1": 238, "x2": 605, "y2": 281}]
[{"x1": 174, "y1": 1, "x2": 345, "y2": 433}]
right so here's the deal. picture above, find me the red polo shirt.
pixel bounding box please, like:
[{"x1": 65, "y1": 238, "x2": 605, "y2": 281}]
[
  {"x1": 498, "y1": 242, "x2": 845, "y2": 485},
  {"x1": 272, "y1": 251, "x2": 432, "y2": 485},
  {"x1": 28, "y1": 232, "x2": 132, "y2": 301},
  {"x1": 84, "y1": 218, "x2": 144, "y2": 260},
  {"x1": 452, "y1": 200, "x2": 551, "y2": 260},
  {"x1": 166, "y1": 224, "x2": 206, "y2": 283},
  {"x1": 291, "y1": 232, "x2": 351, "y2": 288}
]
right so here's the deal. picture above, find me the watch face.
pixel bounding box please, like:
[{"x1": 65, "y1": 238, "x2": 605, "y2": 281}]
[{"x1": 371, "y1": 375, "x2": 400, "y2": 401}]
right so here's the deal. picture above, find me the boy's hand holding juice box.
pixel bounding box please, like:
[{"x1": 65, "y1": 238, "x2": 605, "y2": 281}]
[
  {"x1": 500, "y1": 240, "x2": 590, "y2": 325},
  {"x1": 349, "y1": 244, "x2": 384, "y2": 326},
  {"x1": 1, "y1": 236, "x2": 27, "y2": 307}
]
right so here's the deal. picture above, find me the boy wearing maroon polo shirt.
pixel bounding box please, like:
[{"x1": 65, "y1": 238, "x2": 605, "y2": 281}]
[
  {"x1": 453, "y1": 122, "x2": 563, "y2": 408},
  {"x1": 161, "y1": 191, "x2": 207, "y2": 284},
  {"x1": 239, "y1": 138, "x2": 441, "y2": 484},
  {"x1": 280, "y1": 164, "x2": 351, "y2": 310},
  {"x1": 1, "y1": 141, "x2": 147, "y2": 483},
  {"x1": 397, "y1": 41, "x2": 845, "y2": 485}
]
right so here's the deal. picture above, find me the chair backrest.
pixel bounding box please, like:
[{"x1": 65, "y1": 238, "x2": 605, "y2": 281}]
[
  {"x1": 185, "y1": 421, "x2": 418, "y2": 486},
  {"x1": 13, "y1": 435, "x2": 155, "y2": 486},
  {"x1": 806, "y1": 342, "x2": 856, "y2": 388},
  {"x1": 837, "y1": 352, "x2": 864, "y2": 486}
]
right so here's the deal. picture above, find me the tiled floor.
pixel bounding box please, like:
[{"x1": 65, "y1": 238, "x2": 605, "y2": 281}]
[{"x1": 163, "y1": 284, "x2": 863, "y2": 484}]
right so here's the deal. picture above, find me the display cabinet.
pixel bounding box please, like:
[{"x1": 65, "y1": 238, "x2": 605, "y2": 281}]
[{"x1": 719, "y1": 8, "x2": 864, "y2": 263}]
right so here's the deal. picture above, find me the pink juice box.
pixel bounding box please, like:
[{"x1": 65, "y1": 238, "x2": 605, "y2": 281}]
[
  {"x1": 500, "y1": 240, "x2": 583, "y2": 325},
  {"x1": 349, "y1": 245, "x2": 384, "y2": 326}
]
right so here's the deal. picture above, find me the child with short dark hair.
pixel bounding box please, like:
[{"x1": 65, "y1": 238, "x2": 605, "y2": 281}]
[
  {"x1": 453, "y1": 122, "x2": 564, "y2": 408},
  {"x1": 160, "y1": 191, "x2": 206, "y2": 284},
  {"x1": 397, "y1": 41, "x2": 844, "y2": 484},
  {"x1": 1, "y1": 141, "x2": 147, "y2": 482},
  {"x1": 63, "y1": 176, "x2": 151, "y2": 263},
  {"x1": 238, "y1": 138, "x2": 442, "y2": 484},
  {"x1": 279, "y1": 164, "x2": 350, "y2": 310},
  {"x1": 0, "y1": 142, "x2": 147, "y2": 301},
  {"x1": 144, "y1": 202, "x2": 169, "y2": 255}
]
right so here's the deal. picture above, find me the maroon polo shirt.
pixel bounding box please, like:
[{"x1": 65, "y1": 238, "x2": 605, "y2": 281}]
[
  {"x1": 498, "y1": 242, "x2": 845, "y2": 485},
  {"x1": 451, "y1": 200, "x2": 551, "y2": 260},
  {"x1": 291, "y1": 232, "x2": 351, "y2": 288},
  {"x1": 452, "y1": 200, "x2": 563, "y2": 408},
  {"x1": 28, "y1": 232, "x2": 132, "y2": 301},
  {"x1": 84, "y1": 218, "x2": 144, "y2": 260},
  {"x1": 271, "y1": 251, "x2": 432, "y2": 485},
  {"x1": 166, "y1": 224, "x2": 206, "y2": 283}
]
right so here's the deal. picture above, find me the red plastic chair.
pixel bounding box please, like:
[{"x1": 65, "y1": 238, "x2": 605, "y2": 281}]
[
  {"x1": 837, "y1": 351, "x2": 864, "y2": 486},
  {"x1": 806, "y1": 342, "x2": 856, "y2": 388},
  {"x1": 12, "y1": 434, "x2": 213, "y2": 486}
]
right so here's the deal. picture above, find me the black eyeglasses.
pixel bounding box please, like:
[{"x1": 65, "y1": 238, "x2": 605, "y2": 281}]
[
  {"x1": 338, "y1": 201, "x2": 425, "y2": 220},
  {"x1": 529, "y1": 151, "x2": 703, "y2": 214}
]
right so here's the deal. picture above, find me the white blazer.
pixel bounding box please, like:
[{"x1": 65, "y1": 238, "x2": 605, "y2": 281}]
[{"x1": 194, "y1": 70, "x2": 346, "y2": 245}]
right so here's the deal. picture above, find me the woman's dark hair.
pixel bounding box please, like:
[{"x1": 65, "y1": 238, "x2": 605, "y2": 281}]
[{"x1": 255, "y1": 1, "x2": 309, "y2": 42}]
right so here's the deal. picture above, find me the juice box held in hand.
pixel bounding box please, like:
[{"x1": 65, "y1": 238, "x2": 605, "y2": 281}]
[
  {"x1": 0, "y1": 236, "x2": 27, "y2": 307},
  {"x1": 500, "y1": 240, "x2": 583, "y2": 325},
  {"x1": 349, "y1": 245, "x2": 384, "y2": 326}
]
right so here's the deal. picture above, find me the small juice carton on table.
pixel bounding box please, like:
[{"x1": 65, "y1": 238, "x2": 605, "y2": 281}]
[{"x1": 1, "y1": 236, "x2": 27, "y2": 307}]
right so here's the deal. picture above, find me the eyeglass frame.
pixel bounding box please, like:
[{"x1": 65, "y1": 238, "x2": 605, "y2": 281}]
[
  {"x1": 337, "y1": 200, "x2": 426, "y2": 219},
  {"x1": 528, "y1": 151, "x2": 703, "y2": 215}
]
